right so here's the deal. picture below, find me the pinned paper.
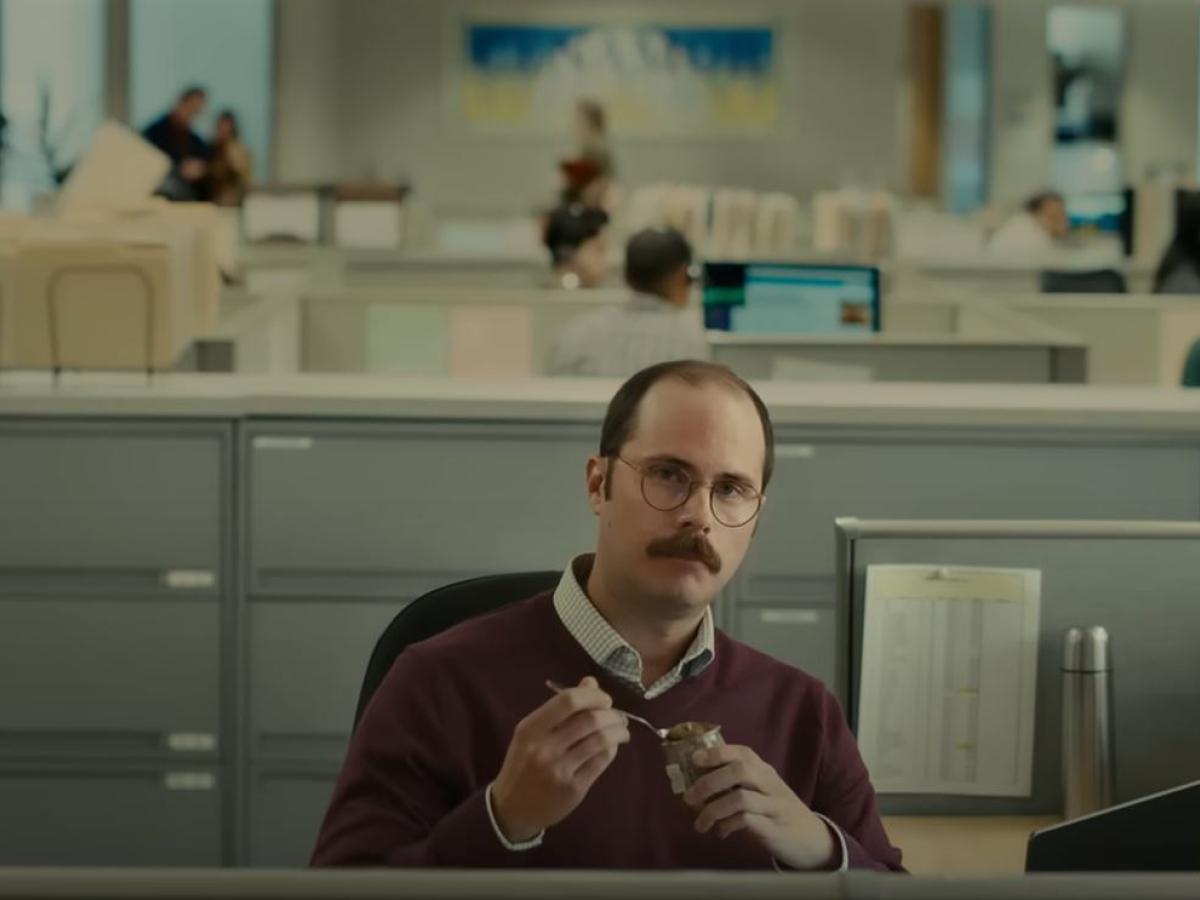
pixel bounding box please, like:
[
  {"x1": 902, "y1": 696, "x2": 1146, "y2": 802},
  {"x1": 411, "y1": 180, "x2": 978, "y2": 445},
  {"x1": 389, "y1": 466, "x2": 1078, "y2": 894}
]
[{"x1": 857, "y1": 564, "x2": 1041, "y2": 797}]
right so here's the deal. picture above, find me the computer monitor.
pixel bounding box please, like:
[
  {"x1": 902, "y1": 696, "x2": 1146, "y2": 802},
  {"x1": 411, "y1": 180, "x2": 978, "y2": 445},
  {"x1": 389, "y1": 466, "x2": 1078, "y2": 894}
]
[
  {"x1": 1026, "y1": 780, "x2": 1200, "y2": 872},
  {"x1": 702, "y1": 262, "x2": 881, "y2": 334}
]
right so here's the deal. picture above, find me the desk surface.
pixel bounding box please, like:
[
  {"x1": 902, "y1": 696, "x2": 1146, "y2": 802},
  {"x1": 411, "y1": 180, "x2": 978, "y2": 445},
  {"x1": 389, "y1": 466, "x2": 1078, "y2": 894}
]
[{"x1": 883, "y1": 816, "x2": 1059, "y2": 875}]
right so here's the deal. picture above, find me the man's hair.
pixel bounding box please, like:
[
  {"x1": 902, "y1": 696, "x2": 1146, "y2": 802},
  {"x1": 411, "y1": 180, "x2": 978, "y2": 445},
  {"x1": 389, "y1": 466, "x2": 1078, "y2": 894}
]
[
  {"x1": 179, "y1": 86, "x2": 208, "y2": 104},
  {"x1": 625, "y1": 227, "x2": 692, "y2": 296},
  {"x1": 598, "y1": 360, "x2": 775, "y2": 498},
  {"x1": 543, "y1": 204, "x2": 609, "y2": 266},
  {"x1": 1025, "y1": 190, "x2": 1064, "y2": 214}
]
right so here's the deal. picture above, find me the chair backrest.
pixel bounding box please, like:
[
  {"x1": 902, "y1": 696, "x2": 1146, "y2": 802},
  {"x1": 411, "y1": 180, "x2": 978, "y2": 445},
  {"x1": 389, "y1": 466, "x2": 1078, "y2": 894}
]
[
  {"x1": 1040, "y1": 268, "x2": 1128, "y2": 294},
  {"x1": 352, "y1": 570, "x2": 561, "y2": 730}
]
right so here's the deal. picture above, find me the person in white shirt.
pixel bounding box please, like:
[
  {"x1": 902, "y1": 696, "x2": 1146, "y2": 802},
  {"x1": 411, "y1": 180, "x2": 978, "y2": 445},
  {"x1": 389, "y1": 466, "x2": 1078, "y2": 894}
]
[
  {"x1": 987, "y1": 190, "x2": 1070, "y2": 259},
  {"x1": 549, "y1": 227, "x2": 708, "y2": 377}
]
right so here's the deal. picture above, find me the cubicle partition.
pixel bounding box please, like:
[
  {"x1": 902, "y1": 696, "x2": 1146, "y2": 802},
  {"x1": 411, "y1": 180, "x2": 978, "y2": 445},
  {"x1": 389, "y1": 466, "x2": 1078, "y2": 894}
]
[
  {"x1": 834, "y1": 519, "x2": 1200, "y2": 817},
  {"x1": 1, "y1": 378, "x2": 1199, "y2": 865},
  {"x1": 1002, "y1": 294, "x2": 1200, "y2": 386},
  {"x1": 1, "y1": 869, "x2": 1200, "y2": 900}
]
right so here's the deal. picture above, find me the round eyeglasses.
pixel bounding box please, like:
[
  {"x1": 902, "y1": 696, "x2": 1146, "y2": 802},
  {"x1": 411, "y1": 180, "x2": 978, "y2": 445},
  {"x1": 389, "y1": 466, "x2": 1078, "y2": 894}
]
[{"x1": 614, "y1": 456, "x2": 763, "y2": 528}]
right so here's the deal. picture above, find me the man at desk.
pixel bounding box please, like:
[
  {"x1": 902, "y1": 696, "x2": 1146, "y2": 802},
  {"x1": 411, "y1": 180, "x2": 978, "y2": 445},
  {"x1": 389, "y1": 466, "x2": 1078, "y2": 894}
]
[
  {"x1": 548, "y1": 227, "x2": 709, "y2": 377},
  {"x1": 987, "y1": 190, "x2": 1070, "y2": 258},
  {"x1": 311, "y1": 360, "x2": 904, "y2": 871}
]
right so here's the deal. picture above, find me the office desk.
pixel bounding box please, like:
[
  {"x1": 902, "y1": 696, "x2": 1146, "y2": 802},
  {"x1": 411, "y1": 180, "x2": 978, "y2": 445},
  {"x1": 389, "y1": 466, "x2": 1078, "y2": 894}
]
[{"x1": 883, "y1": 816, "x2": 1058, "y2": 874}]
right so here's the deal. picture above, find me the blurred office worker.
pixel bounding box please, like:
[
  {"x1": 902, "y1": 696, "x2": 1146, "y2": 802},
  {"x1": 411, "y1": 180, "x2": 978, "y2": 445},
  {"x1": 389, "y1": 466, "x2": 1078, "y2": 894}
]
[
  {"x1": 207, "y1": 110, "x2": 253, "y2": 207},
  {"x1": 558, "y1": 99, "x2": 617, "y2": 210},
  {"x1": 1153, "y1": 199, "x2": 1200, "y2": 294},
  {"x1": 312, "y1": 360, "x2": 904, "y2": 871},
  {"x1": 988, "y1": 190, "x2": 1071, "y2": 258},
  {"x1": 549, "y1": 228, "x2": 708, "y2": 376},
  {"x1": 141, "y1": 86, "x2": 211, "y2": 201},
  {"x1": 542, "y1": 204, "x2": 611, "y2": 289}
]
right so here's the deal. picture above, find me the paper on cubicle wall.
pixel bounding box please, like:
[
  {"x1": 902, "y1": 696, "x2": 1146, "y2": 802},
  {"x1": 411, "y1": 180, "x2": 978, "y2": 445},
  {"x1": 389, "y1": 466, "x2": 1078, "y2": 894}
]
[{"x1": 857, "y1": 564, "x2": 1041, "y2": 797}]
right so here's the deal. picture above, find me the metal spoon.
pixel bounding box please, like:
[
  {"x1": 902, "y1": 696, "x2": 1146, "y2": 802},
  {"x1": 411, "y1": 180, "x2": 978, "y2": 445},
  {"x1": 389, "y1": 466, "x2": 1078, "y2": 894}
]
[{"x1": 545, "y1": 679, "x2": 668, "y2": 739}]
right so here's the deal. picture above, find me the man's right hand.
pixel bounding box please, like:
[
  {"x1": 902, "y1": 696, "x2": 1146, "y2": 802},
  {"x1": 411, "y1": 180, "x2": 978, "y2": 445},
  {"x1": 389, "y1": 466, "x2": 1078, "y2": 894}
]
[{"x1": 490, "y1": 676, "x2": 630, "y2": 843}]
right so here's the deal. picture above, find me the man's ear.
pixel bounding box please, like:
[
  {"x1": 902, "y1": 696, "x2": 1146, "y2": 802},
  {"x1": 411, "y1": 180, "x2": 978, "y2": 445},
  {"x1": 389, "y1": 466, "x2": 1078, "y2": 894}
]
[{"x1": 586, "y1": 456, "x2": 606, "y2": 516}]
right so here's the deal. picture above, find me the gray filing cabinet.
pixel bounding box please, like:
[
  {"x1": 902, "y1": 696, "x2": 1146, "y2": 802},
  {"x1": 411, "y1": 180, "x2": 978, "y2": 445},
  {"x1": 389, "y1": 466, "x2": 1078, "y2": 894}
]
[
  {"x1": 241, "y1": 420, "x2": 596, "y2": 864},
  {"x1": 0, "y1": 422, "x2": 232, "y2": 866}
]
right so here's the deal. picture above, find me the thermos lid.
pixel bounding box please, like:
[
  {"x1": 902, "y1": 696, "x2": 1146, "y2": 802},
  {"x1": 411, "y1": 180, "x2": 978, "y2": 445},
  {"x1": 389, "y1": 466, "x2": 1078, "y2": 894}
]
[{"x1": 1062, "y1": 625, "x2": 1112, "y2": 673}]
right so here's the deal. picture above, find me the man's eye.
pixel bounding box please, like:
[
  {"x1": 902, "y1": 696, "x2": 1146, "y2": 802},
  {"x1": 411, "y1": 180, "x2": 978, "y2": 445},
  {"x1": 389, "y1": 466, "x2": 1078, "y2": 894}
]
[
  {"x1": 649, "y1": 464, "x2": 689, "y2": 485},
  {"x1": 714, "y1": 480, "x2": 750, "y2": 500}
]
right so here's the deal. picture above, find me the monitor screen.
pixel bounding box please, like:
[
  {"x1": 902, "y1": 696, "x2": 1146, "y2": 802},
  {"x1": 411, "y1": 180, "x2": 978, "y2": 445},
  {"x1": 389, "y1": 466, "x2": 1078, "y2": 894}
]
[{"x1": 702, "y1": 262, "x2": 881, "y2": 334}]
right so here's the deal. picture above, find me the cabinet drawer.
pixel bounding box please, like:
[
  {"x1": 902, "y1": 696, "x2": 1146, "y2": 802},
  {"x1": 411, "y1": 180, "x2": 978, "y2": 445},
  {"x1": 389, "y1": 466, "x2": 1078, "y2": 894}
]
[
  {"x1": 0, "y1": 426, "x2": 224, "y2": 586},
  {"x1": 0, "y1": 765, "x2": 223, "y2": 866},
  {"x1": 0, "y1": 599, "x2": 220, "y2": 757},
  {"x1": 736, "y1": 605, "x2": 837, "y2": 686},
  {"x1": 246, "y1": 425, "x2": 593, "y2": 594}
]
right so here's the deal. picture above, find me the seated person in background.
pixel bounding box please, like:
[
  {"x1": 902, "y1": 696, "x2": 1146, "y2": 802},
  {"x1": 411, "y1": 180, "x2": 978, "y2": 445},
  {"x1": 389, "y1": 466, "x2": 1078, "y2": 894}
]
[
  {"x1": 548, "y1": 227, "x2": 708, "y2": 377},
  {"x1": 311, "y1": 360, "x2": 904, "y2": 871},
  {"x1": 142, "y1": 86, "x2": 211, "y2": 202},
  {"x1": 1183, "y1": 339, "x2": 1200, "y2": 387},
  {"x1": 542, "y1": 204, "x2": 611, "y2": 289},
  {"x1": 988, "y1": 190, "x2": 1070, "y2": 258},
  {"x1": 1153, "y1": 201, "x2": 1200, "y2": 294},
  {"x1": 207, "y1": 110, "x2": 253, "y2": 207}
]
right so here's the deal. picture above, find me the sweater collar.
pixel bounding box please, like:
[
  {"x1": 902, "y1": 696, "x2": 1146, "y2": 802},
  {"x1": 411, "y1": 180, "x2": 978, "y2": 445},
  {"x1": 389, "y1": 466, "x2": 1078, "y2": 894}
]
[{"x1": 552, "y1": 554, "x2": 715, "y2": 699}]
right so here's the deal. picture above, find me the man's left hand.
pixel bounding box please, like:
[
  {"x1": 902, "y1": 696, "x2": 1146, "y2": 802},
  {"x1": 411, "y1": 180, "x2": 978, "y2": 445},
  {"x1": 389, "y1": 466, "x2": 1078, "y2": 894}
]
[{"x1": 683, "y1": 744, "x2": 839, "y2": 870}]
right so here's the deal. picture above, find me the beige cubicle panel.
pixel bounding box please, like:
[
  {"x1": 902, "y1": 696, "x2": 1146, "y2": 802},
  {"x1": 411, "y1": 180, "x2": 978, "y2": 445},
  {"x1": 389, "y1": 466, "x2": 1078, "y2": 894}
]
[
  {"x1": 709, "y1": 334, "x2": 1088, "y2": 384},
  {"x1": 298, "y1": 286, "x2": 627, "y2": 376},
  {"x1": 1004, "y1": 294, "x2": 1200, "y2": 386},
  {"x1": 0, "y1": 242, "x2": 178, "y2": 371}
]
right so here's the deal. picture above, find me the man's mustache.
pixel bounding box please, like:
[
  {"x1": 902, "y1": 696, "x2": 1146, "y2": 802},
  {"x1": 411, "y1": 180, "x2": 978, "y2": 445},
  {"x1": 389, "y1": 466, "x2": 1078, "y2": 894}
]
[{"x1": 646, "y1": 531, "x2": 722, "y2": 574}]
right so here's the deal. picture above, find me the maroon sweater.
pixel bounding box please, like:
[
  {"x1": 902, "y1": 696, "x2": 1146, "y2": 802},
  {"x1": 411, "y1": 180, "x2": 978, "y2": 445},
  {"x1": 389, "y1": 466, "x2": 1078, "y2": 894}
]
[{"x1": 310, "y1": 592, "x2": 904, "y2": 870}]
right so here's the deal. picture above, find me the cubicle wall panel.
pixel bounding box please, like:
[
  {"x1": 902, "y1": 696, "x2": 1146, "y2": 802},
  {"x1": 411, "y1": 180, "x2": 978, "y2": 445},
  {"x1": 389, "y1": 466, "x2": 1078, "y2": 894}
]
[
  {"x1": 248, "y1": 767, "x2": 339, "y2": 867},
  {"x1": 0, "y1": 423, "x2": 224, "y2": 585},
  {"x1": 749, "y1": 437, "x2": 1200, "y2": 578},
  {"x1": 735, "y1": 605, "x2": 838, "y2": 686},
  {"x1": 245, "y1": 423, "x2": 594, "y2": 596},
  {"x1": 848, "y1": 536, "x2": 1200, "y2": 815},
  {"x1": 249, "y1": 601, "x2": 401, "y2": 762},
  {"x1": 0, "y1": 599, "x2": 220, "y2": 760},
  {"x1": 0, "y1": 765, "x2": 223, "y2": 866}
]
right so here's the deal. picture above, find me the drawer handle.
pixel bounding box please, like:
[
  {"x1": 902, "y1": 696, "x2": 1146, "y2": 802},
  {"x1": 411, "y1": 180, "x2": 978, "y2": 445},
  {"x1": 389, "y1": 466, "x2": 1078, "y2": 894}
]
[
  {"x1": 165, "y1": 732, "x2": 217, "y2": 753},
  {"x1": 163, "y1": 772, "x2": 215, "y2": 792},
  {"x1": 253, "y1": 436, "x2": 315, "y2": 451},
  {"x1": 162, "y1": 570, "x2": 216, "y2": 590},
  {"x1": 759, "y1": 609, "x2": 821, "y2": 625},
  {"x1": 776, "y1": 444, "x2": 815, "y2": 459}
]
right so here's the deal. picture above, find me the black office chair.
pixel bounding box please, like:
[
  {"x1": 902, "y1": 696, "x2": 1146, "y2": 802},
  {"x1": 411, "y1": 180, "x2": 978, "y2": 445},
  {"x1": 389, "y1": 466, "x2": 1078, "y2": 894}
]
[
  {"x1": 1040, "y1": 268, "x2": 1128, "y2": 294},
  {"x1": 352, "y1": 570, "x2": 561, "y2": 730}
]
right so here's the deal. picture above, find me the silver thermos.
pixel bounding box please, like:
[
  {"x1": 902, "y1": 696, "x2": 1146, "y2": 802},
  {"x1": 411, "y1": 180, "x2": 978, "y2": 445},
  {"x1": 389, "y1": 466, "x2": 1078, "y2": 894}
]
[{"x1": 1061, "y1": 626, "x2": 1115, "y2": 820}]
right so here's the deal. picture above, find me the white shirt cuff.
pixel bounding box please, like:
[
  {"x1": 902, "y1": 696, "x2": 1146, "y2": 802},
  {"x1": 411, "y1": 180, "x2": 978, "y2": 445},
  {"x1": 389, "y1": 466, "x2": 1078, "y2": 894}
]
[
  {"x1": 484, "y1": 782, "x2": 545, "y2": 851},
  {"x1": 773, "y1": 814, "x2": 849, "y2": 872},
  {"x1": 814, "y1": 813, "x2": 850, "y2": 872}
]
